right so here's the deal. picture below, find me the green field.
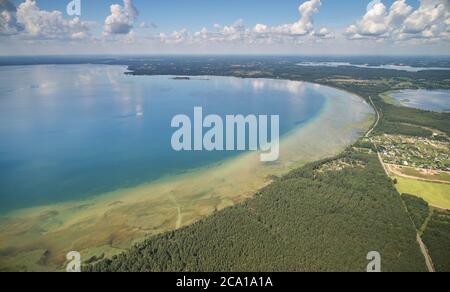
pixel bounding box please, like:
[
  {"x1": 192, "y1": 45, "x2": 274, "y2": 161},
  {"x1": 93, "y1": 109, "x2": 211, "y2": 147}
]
[{"x1": 394, "y1": 176, "x2": 450, "y2": 210}]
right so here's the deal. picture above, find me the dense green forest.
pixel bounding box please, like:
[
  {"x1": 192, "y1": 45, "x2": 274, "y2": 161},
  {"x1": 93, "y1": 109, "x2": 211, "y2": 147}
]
[
  {"x1": 422, "y1": 209, "x2": 450, "y2": 272},
  {"x1": 402, "y1": 194, "x2": 450, "y2": 272},
  {"x1": 378, "y1": 103, "x2": 450, "y2": 136},
  {"x1": 86, "y1": 58, "x2": 449, "y2": 272},
  {"x1": 402, "y1": 194, "x2": 430, "y2": 231},
  {"x1": 376, "y1": 121, "x2": 433, "y2": 137},
  {"x1": 88, "y1": 149, "x2": 426, "y2": 272}
]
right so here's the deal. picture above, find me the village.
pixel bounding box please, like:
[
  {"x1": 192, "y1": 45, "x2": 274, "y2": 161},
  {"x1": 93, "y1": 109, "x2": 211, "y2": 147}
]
[{"x1": 373, "y1": 134, "x2": 450, "y2": 172}]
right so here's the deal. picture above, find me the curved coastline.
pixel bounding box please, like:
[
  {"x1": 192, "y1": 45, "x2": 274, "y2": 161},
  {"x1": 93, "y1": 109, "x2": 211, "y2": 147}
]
[{"x1": 0, "y1": 76, "x2": 374, "y2": 271}]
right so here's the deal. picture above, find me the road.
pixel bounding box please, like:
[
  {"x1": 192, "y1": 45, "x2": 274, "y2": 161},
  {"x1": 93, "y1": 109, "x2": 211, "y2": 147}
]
[
  {"x1": 366, "y1": 96, "x2": 435, "y2": 272},
  {"x1": 366, "y1": 96, "x2": 380, "y2": 138},
  {"x1": 417, "y1": 234, "x2": 436, "y2": 272}
]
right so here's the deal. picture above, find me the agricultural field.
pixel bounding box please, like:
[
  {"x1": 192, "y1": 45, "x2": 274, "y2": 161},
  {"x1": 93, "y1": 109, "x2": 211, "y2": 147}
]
[{"x1": 395, "y1": 176, "x2": 450, "y2": 210}]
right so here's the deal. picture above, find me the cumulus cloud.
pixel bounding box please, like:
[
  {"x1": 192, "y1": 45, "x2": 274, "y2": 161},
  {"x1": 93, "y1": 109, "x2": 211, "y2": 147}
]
[
  {"x1": 253, "y1": 0, "x2": 330, "y2": 38},
  {"x1": 0, "y1": 0, "x2": 24, "y2": 35},
  {"x1": 159, "y1": 0, "x2": 331, "y2": 45},
  {"x1": 160, "y1": 19, "x2": 247, "y2": 44},
  {"x1": 0, "y1": 0, "x2": 94, "y2": 40},
  {"x1": 313, "y1": 27, "x2": 333, "y2": 38},
  {"x1": 346, "y1": 0, "x2": 450, "y2": 42},
  {"x1": 104, "y1": 0, "x2": 139, "y2": 36}
]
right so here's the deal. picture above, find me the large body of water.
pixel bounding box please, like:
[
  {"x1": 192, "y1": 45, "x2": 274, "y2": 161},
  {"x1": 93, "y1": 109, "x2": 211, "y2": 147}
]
[
  {"x1": 0, "y1": 64, "x2": 374, "y2": 270},
  {"x1": 0, "y1": 65, "x2": 329, "y2": 213},
  {"x1": 389, "y1": 89, "x2": 450, "y2": 112}
]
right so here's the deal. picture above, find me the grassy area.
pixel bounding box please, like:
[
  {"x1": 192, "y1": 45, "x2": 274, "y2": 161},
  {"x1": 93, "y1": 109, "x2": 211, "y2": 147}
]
[{"x1": 394, "y1": 176, "x2": 450, "y2": 209}]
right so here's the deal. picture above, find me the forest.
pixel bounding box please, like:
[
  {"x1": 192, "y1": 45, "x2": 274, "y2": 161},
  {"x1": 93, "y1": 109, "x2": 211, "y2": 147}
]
[
  {"x1": 402, "y1": 194, "x2": 430, "y2": 231},
  {"x1": 422, "y1": 209, "x2": 450, "y2": 272},
  {"x1": 402, "y1": 193, "x2": 450, "y2": 272},
  {"x1": 87, "y1": 149, "x2": 426, "y2": 272}
]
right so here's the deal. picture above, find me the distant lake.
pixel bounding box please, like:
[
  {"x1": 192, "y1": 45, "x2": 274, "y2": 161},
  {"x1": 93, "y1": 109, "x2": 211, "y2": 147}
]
[
  {"x1": 297, "y1": 62, "x2": 450, "y2": 72},
  {"x1": 0, "y1": 64, "x2": 358, "y2": 213},
  {"x1": 389, "y1": 89, "x2": 450, "y2": 112}
]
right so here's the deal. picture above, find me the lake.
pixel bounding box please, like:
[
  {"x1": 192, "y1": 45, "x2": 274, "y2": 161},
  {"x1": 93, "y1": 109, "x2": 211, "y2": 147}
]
[
  {"x1": 296, "y1": 62, "x2": 450, "y2": 72},
  {"x1": 389, "y1": 89, "x2": 450, "y2": 112},
  {"x1": 0, "y1": 64, "x2": 363, "y2": 213},
  {"x1": 0, "y1": 65, "x2": 373, "y2": 270}
]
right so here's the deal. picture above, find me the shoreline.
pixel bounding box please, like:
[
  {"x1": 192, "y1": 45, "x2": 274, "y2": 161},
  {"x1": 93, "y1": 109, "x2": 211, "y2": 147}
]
[
  {"x1": 0, "y1": 72, "x2": 371, "y2": 218},
  {"x1": 0, "y1": 76, "x2": 374, "y2": 271}
]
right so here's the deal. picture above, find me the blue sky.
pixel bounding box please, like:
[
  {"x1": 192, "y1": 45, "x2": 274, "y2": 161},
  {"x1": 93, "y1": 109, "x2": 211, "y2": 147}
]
[
  {"x1": 10, "y1": 0, "x2": 421, "y2": 31},
  {"x1": 1, "y1": 0, "x2": 448, "y2": 55}
]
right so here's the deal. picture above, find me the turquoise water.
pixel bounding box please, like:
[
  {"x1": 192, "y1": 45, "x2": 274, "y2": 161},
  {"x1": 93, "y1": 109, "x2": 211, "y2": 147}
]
[
  {"x1": 390, "y1": 89, "x2": 450, "y2": 112},
  {"x1": 0, "y1": 65, "x2": 332, "y2": 213}
]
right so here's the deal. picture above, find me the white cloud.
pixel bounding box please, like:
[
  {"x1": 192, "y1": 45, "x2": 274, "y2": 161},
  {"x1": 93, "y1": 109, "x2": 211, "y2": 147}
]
[
  {"x1": 0, "y1": 10, "x2": 23, "y2": 35},
  {"x1": 6, "y1": 0, "x2": 94, "y2": 40},
  {"x1": 403, "y1": 0, "x2": 448, "y2": 34},
  {"x1": 253, "y1": 0, "x2": 326, "y2": 37},
  {"x1": 314, "y1": 27, "x2": 333, "y2": 38},
  {"x1": 253, "y1": 23, "x2": 269, "y2": 34},
  {"x1": 139, "y1": 21, "x2": 157, "y2": 29},
  {"x1": 159, "y1": 0, "x2": 330, "y2": 46},
  {"x1": 1, "y1": 0, "x2": 448, "y2": 55},
  {"x1": 346, "y1": 0, "x2": 450, "y2": 42},
  {"x1": 104, "y1": 0, "x2": 138, "y2": 36},
  {"x1": 160, "y1": 19, "x2": 248, "y2": 44},
  {"x1": 0, "y1": 0, "x2": 23, "y2": 35}
]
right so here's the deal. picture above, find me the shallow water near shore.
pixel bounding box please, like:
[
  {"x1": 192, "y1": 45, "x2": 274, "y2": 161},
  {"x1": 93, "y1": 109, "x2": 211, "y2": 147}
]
[{"x1": 0, "y1": 65, "x2": 373, "y2": 271}]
